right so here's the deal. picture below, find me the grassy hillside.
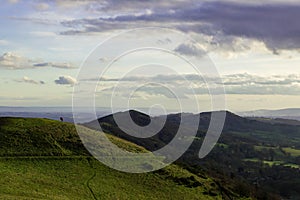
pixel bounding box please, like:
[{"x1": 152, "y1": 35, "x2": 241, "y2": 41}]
[
  {"x1": 1, "y1": 157, "x2": 227, "y2": 200},
  {"x1": 85, "y1": 110, "x2": 300, "y2": 199},
  {"x1": 0, "y1": 117, "x2": 235, "y2": 200}
]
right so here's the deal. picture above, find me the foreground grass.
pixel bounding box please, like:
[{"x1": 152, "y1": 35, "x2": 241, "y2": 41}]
[
  {"x1": 0, "y1": 117, "x2": 225, "y2": 199},
  {"x1": 0, "y1": 157, "x2": 221, "y2": 200}
]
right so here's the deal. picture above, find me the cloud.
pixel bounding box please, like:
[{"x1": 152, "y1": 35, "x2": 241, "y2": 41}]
[
  {"x1": 0, "y1": 52, "x2": 76, "y2": 70},
  {"x1": 88, "y1": 73, "x2": 300, "y2": 96},
  {"x1": 222, "y1": 73, "x2": 300, "y2": 86},
  {"x1": 189, "y1": 2, "x2": 300, "y2": 52},
  {"x1": 60, "y1": 19, "x2": 134, "y2": 35},
  {"x1": 50, "y1": 62, "x2": 75, "y2": 69},
  {"x1": 55, "y1": 75, "x2": 77, "y2": 85},
  {"x1": 157, "y1": 38, "x2": 172, "y2": 45},
  {"x1": 0, "y1": 52, "x2": 32, "y2": 69},
  {"x1": 59, "y1": 1, "x2": 300, "y2": 52},
  {"x1": 53, "y1": 0, "x2": 98, "y2": 8},
  {"x1": 33, "y1": 62, "x2": 76, "y2": 69},
  {"x1": 15, "y1": 76, "x2": 45, "y2": 85},
  {"x1": 34, "y1": 3, "x2": 50, "y2": 11},
  {"x1": 174, "y1": 43, "x2": 205, "y2": 56},
  {"x1": 98, "y1": 83, "x2": 189, "y2": 99},
  {"x1": 10, "y1": 16, "x2": 57, "y2": 25},
  {"x1": 30, "y1": 31, "x2": 56, "y2": 37},
  {"x1": 7, "y1": 0, "x2": 19, "y2": 4}
]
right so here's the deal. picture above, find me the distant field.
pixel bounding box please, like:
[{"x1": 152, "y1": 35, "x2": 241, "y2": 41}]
[
  {"x1": 243, "y1": 158, "x2": 283, "y2": 165},
  {"x1": 243, "y1": 158, "x2": 299, "y2": 169},
  {"x1": 254, "y1": 145, "x2": 300, "y2": 157},
  {"x1": 283, "y1": 147, "x2": 300, "y2": 157}
]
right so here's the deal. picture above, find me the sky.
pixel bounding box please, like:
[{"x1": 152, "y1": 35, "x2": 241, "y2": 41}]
[{"x1": 0, "y1": 0, "x2": 300, "y2": 112}]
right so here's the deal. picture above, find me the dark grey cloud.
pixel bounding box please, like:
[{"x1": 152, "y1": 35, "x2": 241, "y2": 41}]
[
  {"x1": 33, "y1": 62, "x2": 76, "y2": 69},
  {"x1": 33, "y1": 62, "x2": 50, "y2": 67},
  {"x1": 60, "y1": 1, "x2": 300, "y2": 52},
  {"x1": 192, "y1": 2, "x2": 300, "y2": 51}
]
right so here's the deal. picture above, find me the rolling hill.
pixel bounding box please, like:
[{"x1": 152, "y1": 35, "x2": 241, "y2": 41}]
[
  {"x1": 84, "y1": 110, "x2": 300, "y2": 199},
  {"x1": 0, "y1": 117, "x2": 238, "y2": 200}
]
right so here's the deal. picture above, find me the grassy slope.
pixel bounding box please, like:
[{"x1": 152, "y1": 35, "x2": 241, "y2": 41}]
[
  {"x1": 0, "y1": 117, "x2": 229, "y2": 200},
  {"x1": 84, "y1": 110, "x2": 300, "y2": 199}
]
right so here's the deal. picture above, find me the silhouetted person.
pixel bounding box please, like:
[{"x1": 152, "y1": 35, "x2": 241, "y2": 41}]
[{"x1": 60, "y1": 117, "x2": 64, "y2": 122}]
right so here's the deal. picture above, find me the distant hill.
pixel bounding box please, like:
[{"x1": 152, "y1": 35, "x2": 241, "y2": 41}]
[
  {"x1": 0, "y1": 106, "x2": 112, "y2": 123},
  {"x1": 0, "y1": 117, "x2": 232, "y2": 200},
  {"x1": 85, "y1": 110, "x2": 300, "y2": 149},
  {"x1": 247, "y1": 117, "x2": 300, "y2": 126},
  {"x1": 238, "y1": 108, "x2": 300, "y2": 121}
]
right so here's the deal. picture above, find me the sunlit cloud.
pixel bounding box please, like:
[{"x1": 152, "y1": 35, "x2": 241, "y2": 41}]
[
  {"x1": 15, "y1": 76, "x2": 45, "y2": 85},
  {"x1": 0, "y1": 52, "x2": 76, "y2": 70},
  {"x1": 55, "y1": 75, "x2": 77, "y2": 85}
]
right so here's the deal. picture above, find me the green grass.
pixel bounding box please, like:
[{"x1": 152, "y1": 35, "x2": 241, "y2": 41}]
[
  {"x1": 0, "y1": 157, "x2": 223, "y2": 200},
  {"x1": 243, "y1": 158, "x2": 300, "y2": 169},
  {"x1": 263, "y1": 160, "x2": 284, "y2": 166},
  {"x1": 0, "y1": 157, "x2": 92, "y2": 199},
  {"x1": 282, "y1": 147, "x2": 300, "y2": 157},
  {"x1": 283, "y1": 163, "x2": 300, "y2": 169},
  {"x1": 0, "y1": 117, "x2": 88, "y2": 156},
  {"x1": 254, "y1": 145, "x2": 300, "y2": 158},
  {"x1": 253, "y1": 145, "x2": 276, "y2": 151},
  {"x1": 0, "y1": 117, "x2": 226, "y2": 199},
  {"x1": 254, "y1": 145, "x2": 286, "y2": 157},
  {"x1": 216, "y1": 143, "x2": 229, "y2": 148},
  {"x1": 243, "y1": 158, "x2": 284, "y2": 166}
]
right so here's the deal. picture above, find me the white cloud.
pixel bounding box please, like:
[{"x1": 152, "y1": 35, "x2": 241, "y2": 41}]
[
  {"x1": 54, "y1": 0, "x2": 97, "y2": 8},
  {"x1": 174, "y1": 43, "x2": 206, "y2": 57},
  {"x1": 7, "y1": 0, "x2": 19, "y2": 4},
  {"x1": 0, "y1": 52, "x2": 32, "y2": 69},
  {"x1": 92, "y1": 73, "x2": 300, "y2": 96},
  {"x1": 15, "y1": 76, "x2": 45, "y2": 85},
  {"x1": 55, "y1": 75, "x2": 77, "y2": 85},
  {"x1": 34, "y1": 3, "x2": 50, "y2": 11},
  {"x1": 0, "y1": 52, "x2": 76, "y2": 70}
]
